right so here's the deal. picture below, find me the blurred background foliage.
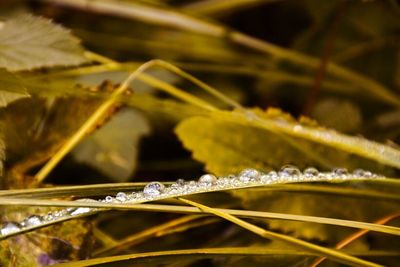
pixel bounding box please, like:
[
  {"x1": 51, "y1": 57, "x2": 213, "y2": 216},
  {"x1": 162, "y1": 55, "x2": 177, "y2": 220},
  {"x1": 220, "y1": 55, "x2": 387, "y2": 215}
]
[{"x1": 0, "y1": 0, "x2": 399, "y2": 266}]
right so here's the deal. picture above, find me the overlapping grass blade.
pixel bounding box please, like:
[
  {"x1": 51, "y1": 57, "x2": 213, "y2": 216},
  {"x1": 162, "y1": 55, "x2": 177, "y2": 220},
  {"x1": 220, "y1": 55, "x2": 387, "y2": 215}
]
[
  {"x1": 1, "y1": 189, "x2": 400, "y2": 240},
  {"x1": 178, "y1": 198, "x2": 382, "y2": 267},
  {"x1": 53, "y1": 247, "x2": 400, "y2": 267},
  {"x1": 1, "y1": 179, "x2": 400, "y2": 200}
]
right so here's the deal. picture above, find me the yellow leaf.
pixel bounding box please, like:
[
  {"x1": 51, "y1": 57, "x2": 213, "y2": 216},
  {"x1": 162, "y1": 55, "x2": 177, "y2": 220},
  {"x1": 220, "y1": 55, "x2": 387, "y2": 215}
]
[{"x1": 175, "y1": 108, "x2": 397, "y2": 175}]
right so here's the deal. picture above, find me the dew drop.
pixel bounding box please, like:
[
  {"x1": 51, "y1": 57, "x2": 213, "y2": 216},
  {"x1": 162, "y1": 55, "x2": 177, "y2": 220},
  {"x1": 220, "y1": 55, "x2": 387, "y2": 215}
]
[
  {"x1": 268, "y1": 171, "x2": 278, "y2": 181},
  {"x1": 176, "y1": 179, "x2": 185, "y2": 185},
  {"x1": 44, "y1": 213, "x2": 55, "y2": 221},
  {"x1": 216, "y1": 177, "x2": 230, "y2": 186},
  {"x1": 22, "y1": 215, "x2": 43, "y2": 227},
  {"x1": 239, "y1": 168, "x2": 260, "y2": 182},
  {"x1": 1, "y1": 222, "x2": 21, "y2": 236},
  {"x1": 171, "y1": 179, "x2": 185, "y2": 190},
  {"x1": 199, "y1": 174, "x2": 217, "y2": 184},
  {"x1": 143, "y1": 182, "x2": 165, "y2": 196},
  {"x1": 303, "y1": 167, "x2": 319, "y2": 177},
  {"x1": 293, "y1": 125, "x2": 303, "y2": 132},
  {"x1": 130, "y1": 192, "x2": 140, "y2": 199},
  {"x1": 353, "y1": 168, "x2": 373, "y2": 178},
  {"x1": 333, "y1": 168, "x2": 348, "y2": 176},
  {"x1": 353, "y1": 169, "x2": 365, "y2": 176},
  {"x1": 105, "y1": 196, "x2": 114, "y2": 203},
  {"x1": 53, "y1": 210, "x2": 66, "y2": 218},
  {"x1": 260, "y1": 174, "x2": 271, "y2": 183},
  {"x1": 279, "y1": 165, "x2": 301, "y2": 177},
  {"x1": 115, "y1": 192, "x2": 127, "y2": 202}
]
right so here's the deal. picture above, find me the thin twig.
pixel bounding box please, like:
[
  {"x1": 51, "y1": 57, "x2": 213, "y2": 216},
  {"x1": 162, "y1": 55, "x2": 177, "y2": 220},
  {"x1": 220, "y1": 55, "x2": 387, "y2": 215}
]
[
  {"x1": 303, "y1": 2, "x2": 347, "y2": 115},
  {"x1": 310, "y1": 211, "x2": 400, "y2": 267}
]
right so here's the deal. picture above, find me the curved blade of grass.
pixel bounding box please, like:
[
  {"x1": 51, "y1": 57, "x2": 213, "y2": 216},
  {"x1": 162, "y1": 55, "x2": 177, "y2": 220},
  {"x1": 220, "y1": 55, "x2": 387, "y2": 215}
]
[
  {"x1": 0, "y1": 182, "x2": 154, "y2": 198},
  {"x1": 84, "y1": 54, "x2": 243, "y2": 112},
  {"x1": 79, "y1": 56, "x2": 339, "y2": 174},
  {"x1": 1, "y1": 192, "x2": 400, "y2": 240},
  {"x1": 154, "y1": 217, "x2": 219, "y2": 239},
  {"x1": 33, "y1": 61, "x2": 151, "y2": 183},
  {"x1": 83, "y1": 54, "x2": 400, "y2": 169},
  {"x1": 40, "y1": 0, "x2": 400, "y2": 107},
  {"x1": 54, "y1": 247, "x2": 314, "y2": 267},
  {"x1": 50, "y1": 56, "x2": 335, "y2": 168},
  {"x1": 85, "y1": 57, "x2": 335, "y2": 168},
  {"x1": 33, "y1": 59, "x2": 217, "y2": 183},
  {"x1": 54, "y1": 247, "x2": 400, "y2": 266},
  {"x1": 83, "y1": 58, "x2": 400, "y2": 169},
  {"x1": 178, "y1": 198, "x2": 382, "y2": 267},
  {"x1": 1, "y1": 178, "x2": 399, "y2": 200},
  {"x1": 37, "y1": 61, "x2": 355, "y2": 96}
]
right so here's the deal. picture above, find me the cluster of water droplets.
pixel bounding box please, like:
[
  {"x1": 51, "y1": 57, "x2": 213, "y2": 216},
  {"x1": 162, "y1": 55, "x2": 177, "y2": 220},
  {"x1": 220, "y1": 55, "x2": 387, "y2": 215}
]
[{"x1": 0, "y1": 166, "x2": 383, "y2": 238}]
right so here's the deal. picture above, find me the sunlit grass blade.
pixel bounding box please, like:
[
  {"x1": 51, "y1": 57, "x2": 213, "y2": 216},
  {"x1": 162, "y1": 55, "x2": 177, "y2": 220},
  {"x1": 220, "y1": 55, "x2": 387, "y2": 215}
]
[
  {"x1": 52, "y1": 247, "x2": 314, "y2": 267},
  {"x1": 85, "y1": 54, "x2": 241, "y2": 112},
  {"x1": 33, "y1": 63, "x2": 147, "y2": 183},
  {"x1": 0, "y1": 182, "x2": 153, "y2": 198},
  {"x1": 92, "y1": 226, "x2": 119, "y2": 247},
  {"x1": 33, "y1": 58, "x2": 218, "y2": 183},
  {"x1": 53, "y1": 247, "x2": 400, "y2": 267},
  {"x1": 178, "y1": 198, "x2": 382, "y2": 267},
  {"x1": 36, "y1": 61, "x2": 356, "y2": 96},
  {"x1": 1, "y1": 178, "x2": 400, "y2": 200},
  {"x1": 51, "y1": 56, "x2": 337, "y2": 169},
  {"x1": 71, "y1": 53, "x2": 400, "y2": 169},
  {"x1": 1, "y1": 193, "x2": 399, "y2": 240}
]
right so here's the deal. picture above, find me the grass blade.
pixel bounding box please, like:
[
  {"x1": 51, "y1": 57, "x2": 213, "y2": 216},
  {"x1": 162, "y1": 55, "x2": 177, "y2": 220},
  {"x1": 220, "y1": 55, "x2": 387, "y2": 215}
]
[{"x1": 178, "y1": 198, "x2": 382, "y2": 267}]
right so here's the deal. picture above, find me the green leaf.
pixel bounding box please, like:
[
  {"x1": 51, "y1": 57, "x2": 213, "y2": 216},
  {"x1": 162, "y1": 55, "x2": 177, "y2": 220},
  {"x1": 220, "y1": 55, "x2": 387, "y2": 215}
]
[
  {"x1": 0, "y1": 69, "x2": 29, "y2": 107},
  {"x1": 0, "y1": 14, "x2": 88, "y2": 71},
  {"x1": 176, "y1": 113, "x2": 304, "y2": 175},
  {"x1": 175, "y1": 109, "x2": 397, "y2": 175},
  {"x1": 72, "y1": 108, "x2": 150, "y2": 181}
]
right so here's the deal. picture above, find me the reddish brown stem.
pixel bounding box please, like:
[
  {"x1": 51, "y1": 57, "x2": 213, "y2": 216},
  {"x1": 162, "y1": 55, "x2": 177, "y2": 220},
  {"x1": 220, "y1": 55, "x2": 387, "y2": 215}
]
[
  {"x1": 310, "y1": 211, "x2": 400, "y2": 267},
  {"x1": 303, "y1": 2, "x2": 347, "y2": 115}
]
